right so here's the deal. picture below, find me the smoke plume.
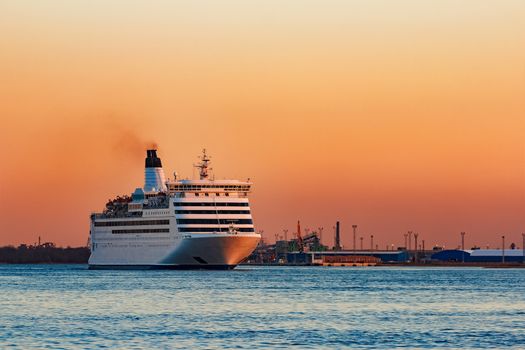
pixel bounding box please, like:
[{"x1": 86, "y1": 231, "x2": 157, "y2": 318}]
[{"x1": 110, "y1": 123, "x2": 158, "y2": 159}]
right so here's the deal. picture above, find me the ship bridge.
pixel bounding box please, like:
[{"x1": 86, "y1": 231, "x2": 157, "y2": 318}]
[{"x1": 167, "y1": 180, "x2": 251, "y2": 198}]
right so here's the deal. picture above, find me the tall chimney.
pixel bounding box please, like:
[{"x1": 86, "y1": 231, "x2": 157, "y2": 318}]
[
  {"x1": 144, "y1": 149, "x2": 167, "y2": 192},
  {"x1": 335, "y1": 221, "x2": 341, "y2": 251}
]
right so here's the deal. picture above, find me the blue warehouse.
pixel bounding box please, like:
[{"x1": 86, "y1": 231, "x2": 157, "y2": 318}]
[{"x1": 431, "y1": 249, "x2": 525, "y2": 263}]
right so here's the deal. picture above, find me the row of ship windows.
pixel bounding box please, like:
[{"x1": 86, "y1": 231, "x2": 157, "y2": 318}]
[
  {"x1": 169, "y1": 185, "x2": 250, "y2": 190},
  {"x1": 109, "y1": 227, "x2": 255, "y2": 234},
  {"x1": 112, "y1": 229, "x2": 170, "y2": 234},
  {"x1": 178, "y1": 227, "x2": 255, "y2": 232},
  {"x1": 94, "y1": 220, "x2": 170, "y2": 227},
  {"x1": 194, "y1": 193, "x2": 229, "y2": 197},
  {"x1": 173, "y1": 202, "x2": 249, "y2": 207},
  {"x1": 176, "y1": 219, "x2": 253, "y2": 225},
  {"x1": 95, "y1": 218, "x2": 253, "y2": 227},
  {"x1": 175, "y1": 210, "x2": 250, "y2": 214}
]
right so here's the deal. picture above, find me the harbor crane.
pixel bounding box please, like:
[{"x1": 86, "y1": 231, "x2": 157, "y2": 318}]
[{"x1": 296, "y1": 220, "x2": 304, "y2": 252}]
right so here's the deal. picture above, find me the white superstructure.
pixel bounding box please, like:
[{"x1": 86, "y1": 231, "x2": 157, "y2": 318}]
[{"x1": 88, "y1": 149, "x2": 260, "y2": 269}]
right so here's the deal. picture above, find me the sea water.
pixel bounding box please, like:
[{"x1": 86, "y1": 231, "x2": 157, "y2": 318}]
[{"x1": 0, "y1": 265, "x2": 524, "y2": 349}]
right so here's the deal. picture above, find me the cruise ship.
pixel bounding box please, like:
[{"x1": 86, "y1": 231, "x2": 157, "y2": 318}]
[{"x1": 88, "y1": 149, "x2": 260, "y2": 269}]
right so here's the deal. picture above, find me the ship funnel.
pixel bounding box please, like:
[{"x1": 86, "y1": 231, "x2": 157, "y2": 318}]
[{"x1": 144, "y1": 149, "x2": 167, "y2": 192}]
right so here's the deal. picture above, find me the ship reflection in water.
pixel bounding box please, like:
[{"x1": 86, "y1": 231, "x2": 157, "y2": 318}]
[{"x1": 1, "y1": 264, "x2": 524, "y2": 349}]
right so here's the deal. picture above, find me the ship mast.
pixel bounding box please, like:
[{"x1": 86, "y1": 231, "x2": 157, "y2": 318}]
[{"x1": 194, "y1": 149, "x2": 212, "y2": 180}]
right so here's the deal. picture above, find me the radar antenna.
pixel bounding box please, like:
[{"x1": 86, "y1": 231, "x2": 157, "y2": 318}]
[{"x1": 194, "y1": 148, "x2": 212, "y2": 180}]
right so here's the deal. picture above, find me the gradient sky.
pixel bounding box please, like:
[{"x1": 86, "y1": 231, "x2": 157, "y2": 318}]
[{"x1": 1, "y1": 0, "x2": 524, "y2": 249}]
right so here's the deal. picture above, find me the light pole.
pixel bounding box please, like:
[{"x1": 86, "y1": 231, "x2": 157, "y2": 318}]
[
  {"x1": 461, "y1": 232, "x2": 466, "y2": 263},
  {"x1": 502, "y1": 235, "x2": 505, "y2": 264},
  {"x1": 522, "y1": 233, "x2": 525, "y2": 264},
  {"x1": 370, "y1": 234, "x2": 374, "y2": 251},
  {"x1": 360, "y1": 236, "x2": 363, "y2": 250},
  {"x1": 352, "y1": 225, "x2": 357, "y2": 253},
  {"x1": 414, "y1": 232, "x2": 419, "y2": 263},
  {"x1": 332, "y1": 226, "x2": 336, "y2": 250}
]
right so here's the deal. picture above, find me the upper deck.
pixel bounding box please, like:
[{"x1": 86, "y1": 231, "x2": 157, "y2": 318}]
[
  {"x1": 91, "y1": 149, "x2": 252, "y2": 220},
  {"x1": 167, "y1": 179, "x2": 251, "y2": 198}
]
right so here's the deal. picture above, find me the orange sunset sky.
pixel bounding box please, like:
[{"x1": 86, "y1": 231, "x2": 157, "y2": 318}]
[{"x1": 0, "y1": 1, "x2": 524, "y2": 249}]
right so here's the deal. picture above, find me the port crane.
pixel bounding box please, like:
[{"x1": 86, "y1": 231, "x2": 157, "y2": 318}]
[{"x1": 296, "y1": 220, "x2": 304, "y2": 252}]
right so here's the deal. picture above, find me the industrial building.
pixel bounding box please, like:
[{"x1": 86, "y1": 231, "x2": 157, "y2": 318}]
[
  {"x1": 285, "y1": 250, "x2": 409, "y2": 265},
  {"x1": 431, "y1": 249, "x2": 525, "y2": 263}
]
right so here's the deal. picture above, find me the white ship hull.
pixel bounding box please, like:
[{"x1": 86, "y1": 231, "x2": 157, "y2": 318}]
[{"x1": 88, "y1": 233, "x2": 260, "y2": 269}]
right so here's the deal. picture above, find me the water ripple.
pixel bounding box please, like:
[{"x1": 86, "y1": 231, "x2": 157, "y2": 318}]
[{"x1": 0, "y1": 265, "x2": 524, "y2": 349}]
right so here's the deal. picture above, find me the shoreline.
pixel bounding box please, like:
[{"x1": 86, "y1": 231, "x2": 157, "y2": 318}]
[
  {"x1": 240, "y1": 262, "x2": 525, "y2": 268},
  {"x1": 2, "y1": 262, "x2": 523, "y2": 269}
]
